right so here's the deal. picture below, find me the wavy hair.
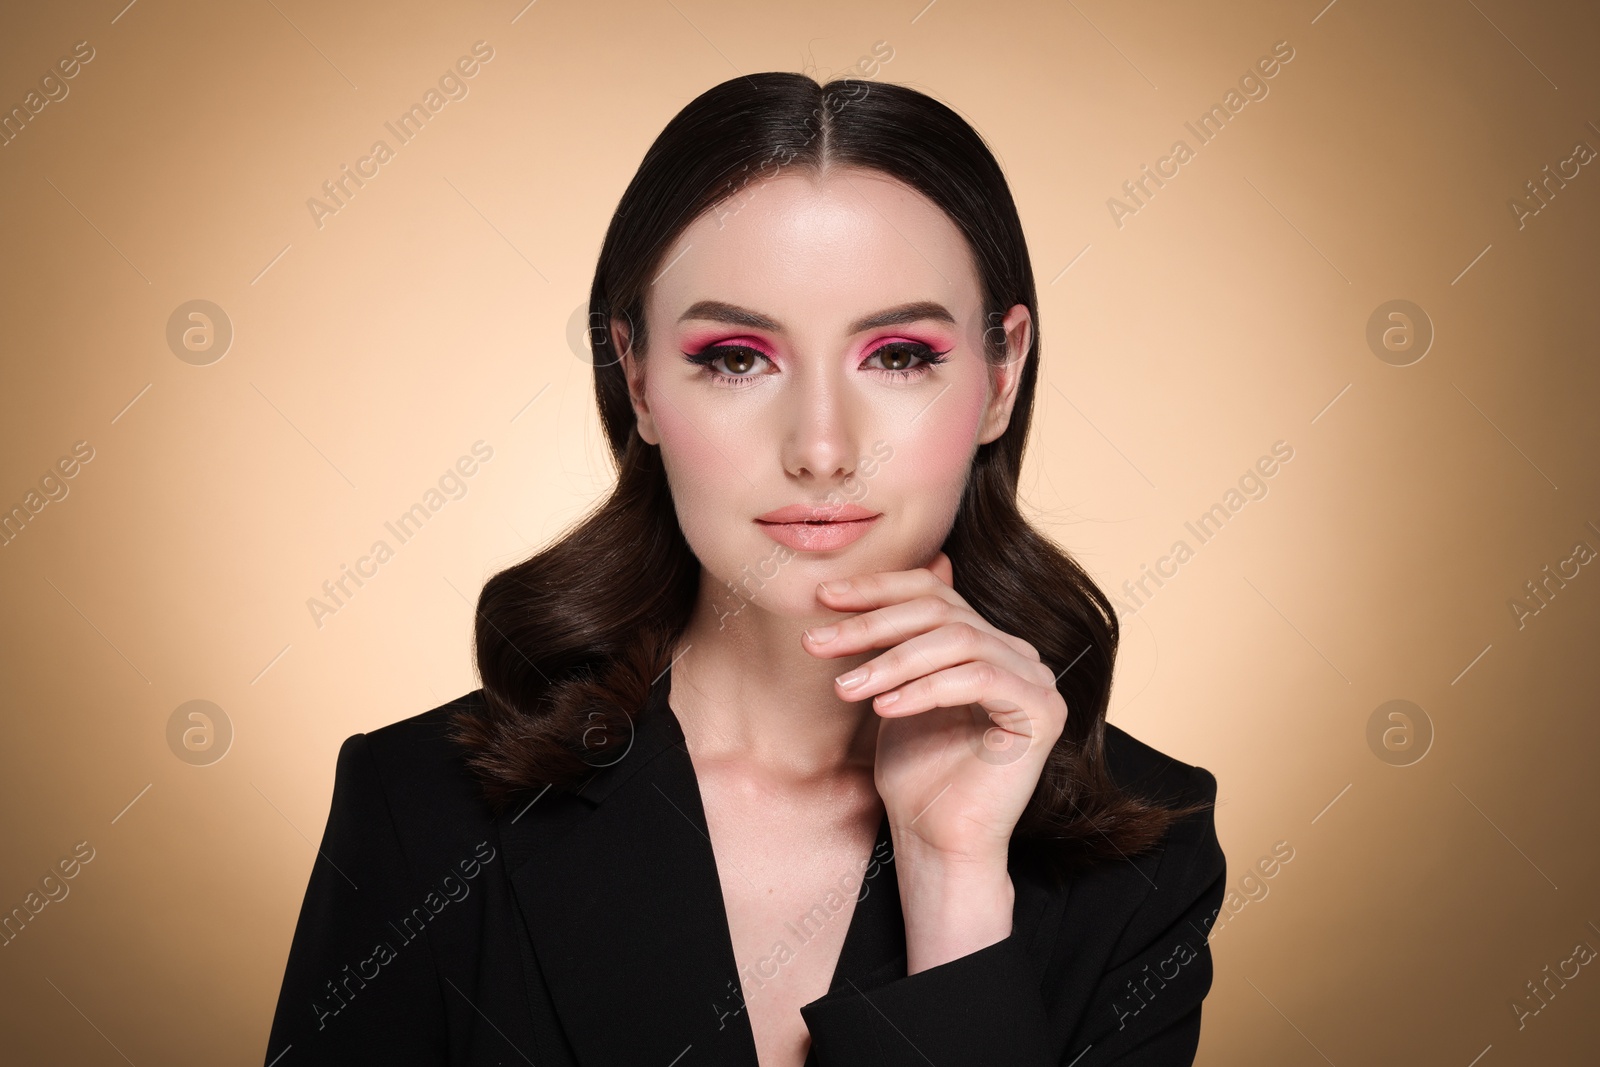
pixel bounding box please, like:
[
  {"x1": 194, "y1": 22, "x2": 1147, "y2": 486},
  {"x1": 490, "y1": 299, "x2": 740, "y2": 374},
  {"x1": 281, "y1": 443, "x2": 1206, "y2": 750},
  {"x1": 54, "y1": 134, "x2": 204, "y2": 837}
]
[{"x1": 450, "y1": 72, "x2": 1212, "y2": 879}]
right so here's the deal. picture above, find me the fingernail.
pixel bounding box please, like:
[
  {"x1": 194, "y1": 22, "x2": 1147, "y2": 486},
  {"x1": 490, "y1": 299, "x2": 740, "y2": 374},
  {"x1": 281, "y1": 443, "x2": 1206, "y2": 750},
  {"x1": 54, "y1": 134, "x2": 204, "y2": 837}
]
[
  {"x1": 806, "y1": 626, "x2": 837, "y2": 644},
  {"x1": 875, "y1": 690, "x2": 900, "y2": 708},
  {"x1": 835, "y1": 667, "x2": 868, "y2": 688},
  {"x1": 819, "y1": 580, "x2": 851, "y2": 595}
]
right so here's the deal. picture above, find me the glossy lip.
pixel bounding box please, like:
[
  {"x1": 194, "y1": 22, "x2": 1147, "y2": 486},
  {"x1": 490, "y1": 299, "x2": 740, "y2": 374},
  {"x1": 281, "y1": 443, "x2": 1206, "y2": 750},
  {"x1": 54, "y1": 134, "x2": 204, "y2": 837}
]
[
  {"x1": 755, "y1": 503, "x2": 880, "y2": 523},
  {"x1": 754, "y1": 514, "x2": 880, "y2": 552}
]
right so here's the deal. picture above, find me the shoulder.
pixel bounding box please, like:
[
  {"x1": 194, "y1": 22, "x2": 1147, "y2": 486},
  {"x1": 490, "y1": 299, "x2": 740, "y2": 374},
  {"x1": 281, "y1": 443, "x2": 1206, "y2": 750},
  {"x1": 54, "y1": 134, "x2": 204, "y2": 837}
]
[
  {"x1": 327, "y1": 690, "x2": 499, "y2": 870},
  {"x1": 353, "y1": 688, "x2": 490, "y2": 791},
  {"x1": 1099, "y1": 720, "x2": 1224, "y2": 892},
  {"x1": 1102, "y1": 720, "x2": 1219, "y2": 811}
]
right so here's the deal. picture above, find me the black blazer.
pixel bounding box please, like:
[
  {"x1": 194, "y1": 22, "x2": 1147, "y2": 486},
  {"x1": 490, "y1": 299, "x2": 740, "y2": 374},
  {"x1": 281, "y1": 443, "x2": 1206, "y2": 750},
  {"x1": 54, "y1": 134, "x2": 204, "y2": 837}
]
[{"x1": 264, "y1": 666, "x2": 1226, "y2": 1066}]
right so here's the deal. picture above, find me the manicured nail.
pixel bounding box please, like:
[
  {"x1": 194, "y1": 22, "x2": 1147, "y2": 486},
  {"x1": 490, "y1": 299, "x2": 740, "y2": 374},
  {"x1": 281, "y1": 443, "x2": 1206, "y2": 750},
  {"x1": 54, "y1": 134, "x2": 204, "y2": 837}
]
[
  {"x1": 819, "y1": 580, "x2": 851, "y2": 595},
  {"x1": 874, "y1": 690, "x2": 900, "y2": 708},
  {"x1": 835, "y1": 667, "x2": 868, "y2": 688},
  {"x1": 806, "y1": 626, "x2": 838, "y2": 644}
]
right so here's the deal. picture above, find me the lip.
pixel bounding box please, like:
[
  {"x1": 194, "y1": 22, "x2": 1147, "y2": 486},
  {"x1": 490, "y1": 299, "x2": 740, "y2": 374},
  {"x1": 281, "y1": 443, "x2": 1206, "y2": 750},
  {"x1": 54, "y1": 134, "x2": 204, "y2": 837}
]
[
  {"x1": 755, "y1": 503, "x2": 880, "y2": 523},
  {"x1": 755, "y1": 514, "x2": 880, "y2": 552}
]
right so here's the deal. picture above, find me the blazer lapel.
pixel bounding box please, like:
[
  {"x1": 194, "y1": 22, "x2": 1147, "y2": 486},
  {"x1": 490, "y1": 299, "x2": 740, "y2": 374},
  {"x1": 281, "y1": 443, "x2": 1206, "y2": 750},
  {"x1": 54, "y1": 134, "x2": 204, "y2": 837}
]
[{"x1": 500, "y1": 667, "x2": 762, "y2": 1064}]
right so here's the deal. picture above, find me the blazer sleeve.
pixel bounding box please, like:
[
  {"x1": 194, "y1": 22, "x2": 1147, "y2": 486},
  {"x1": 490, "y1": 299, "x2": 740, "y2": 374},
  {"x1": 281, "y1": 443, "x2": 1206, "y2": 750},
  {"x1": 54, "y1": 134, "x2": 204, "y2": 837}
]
[
  {"x1": 262, "y1": 733, "x2": 450, "y2": 1066},
  {"x1": 799, "y1": 765, "x2": 1226, "y2": 1067}
]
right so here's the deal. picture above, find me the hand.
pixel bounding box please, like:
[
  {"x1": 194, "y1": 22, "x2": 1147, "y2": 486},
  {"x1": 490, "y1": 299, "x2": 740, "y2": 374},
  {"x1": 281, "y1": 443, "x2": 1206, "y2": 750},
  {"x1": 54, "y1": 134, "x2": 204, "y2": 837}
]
[{"x1": 801, "y1": 551, "x2": 1067, "y2": 871}]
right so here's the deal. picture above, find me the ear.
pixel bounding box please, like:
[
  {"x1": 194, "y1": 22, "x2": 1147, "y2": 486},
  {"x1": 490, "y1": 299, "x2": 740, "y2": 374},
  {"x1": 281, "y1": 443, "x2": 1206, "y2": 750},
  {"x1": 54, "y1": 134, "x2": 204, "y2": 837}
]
[
  {"x1": 614, "y1": 317, "x2": 660, "y2": 445},
  {"x1": 976, "y1": 304, "x2": 1032, "y2": 445}
]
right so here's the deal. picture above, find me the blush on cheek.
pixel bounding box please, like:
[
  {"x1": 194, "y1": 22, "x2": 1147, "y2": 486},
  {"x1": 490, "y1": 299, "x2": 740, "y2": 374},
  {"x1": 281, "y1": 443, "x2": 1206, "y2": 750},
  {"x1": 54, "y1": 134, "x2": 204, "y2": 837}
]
[
  {"x1": 903, "y1": 377, "x2": 987, "y2": 475},
  {"x1": 656, "y1": 415, "x2": 725, "y2": 488},
  {"x1": 880, "y1": 383, "x2": 985, "y2": 561},
  {"x1": 649, "y1": 390, "x2": 742, "y2": 526}
]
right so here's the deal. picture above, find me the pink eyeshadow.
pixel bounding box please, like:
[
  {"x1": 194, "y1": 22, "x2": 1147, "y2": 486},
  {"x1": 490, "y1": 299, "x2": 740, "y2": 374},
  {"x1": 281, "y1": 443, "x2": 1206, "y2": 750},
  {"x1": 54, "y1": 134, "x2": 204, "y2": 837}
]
[{"x1": 681, "y1": 332, "x2": 775, "y2": 356}]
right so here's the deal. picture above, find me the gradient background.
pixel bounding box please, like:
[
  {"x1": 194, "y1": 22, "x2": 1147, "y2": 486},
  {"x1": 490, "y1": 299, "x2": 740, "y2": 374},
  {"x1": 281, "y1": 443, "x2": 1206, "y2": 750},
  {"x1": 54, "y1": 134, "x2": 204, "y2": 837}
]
[{"x1": 2, "y1": 0, "x2": 1597, "y2": 1063}]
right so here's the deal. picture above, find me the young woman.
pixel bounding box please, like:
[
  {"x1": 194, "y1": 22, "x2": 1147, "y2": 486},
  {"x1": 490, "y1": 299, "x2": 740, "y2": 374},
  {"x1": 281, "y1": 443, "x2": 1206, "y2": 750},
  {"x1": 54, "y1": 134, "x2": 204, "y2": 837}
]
[{"x1": 265, "y1": 72, "x2": 1225, "y2": 1067}]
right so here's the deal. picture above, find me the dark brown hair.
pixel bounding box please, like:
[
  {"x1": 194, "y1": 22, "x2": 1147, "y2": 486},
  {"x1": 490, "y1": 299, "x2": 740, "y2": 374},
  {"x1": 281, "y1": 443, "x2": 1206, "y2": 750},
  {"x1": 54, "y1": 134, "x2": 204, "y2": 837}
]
[{"x1": 450, "y1": 71, "x2": 1212, "y2": 879}]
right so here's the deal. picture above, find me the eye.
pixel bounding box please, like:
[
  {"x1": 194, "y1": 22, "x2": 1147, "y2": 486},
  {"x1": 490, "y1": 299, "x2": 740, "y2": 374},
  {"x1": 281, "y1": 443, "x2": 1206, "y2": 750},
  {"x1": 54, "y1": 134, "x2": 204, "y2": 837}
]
[
  {"x1": 863, "y1": 340, "x2": 951, "y2": 379},
  {"x1": 682, "y1": 339, "x2": 953, "y2": 388},
  {"x1": 683, "y1": 344, "x2": 770, "y2": 387}
]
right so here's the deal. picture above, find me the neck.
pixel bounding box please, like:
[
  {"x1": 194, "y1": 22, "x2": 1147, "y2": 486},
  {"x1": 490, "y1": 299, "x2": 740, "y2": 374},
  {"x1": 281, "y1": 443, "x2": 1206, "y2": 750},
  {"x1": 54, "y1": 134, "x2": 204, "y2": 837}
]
[{"x1": 669, "y1": 568, "x2": 880, "y2": 788}]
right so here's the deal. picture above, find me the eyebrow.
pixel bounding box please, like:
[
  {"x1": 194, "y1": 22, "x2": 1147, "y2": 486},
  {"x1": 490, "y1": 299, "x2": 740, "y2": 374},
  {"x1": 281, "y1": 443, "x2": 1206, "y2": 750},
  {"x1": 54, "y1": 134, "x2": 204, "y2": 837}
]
[{"x1": 677, "y1": 299, "x2": 957, "y2": 336}]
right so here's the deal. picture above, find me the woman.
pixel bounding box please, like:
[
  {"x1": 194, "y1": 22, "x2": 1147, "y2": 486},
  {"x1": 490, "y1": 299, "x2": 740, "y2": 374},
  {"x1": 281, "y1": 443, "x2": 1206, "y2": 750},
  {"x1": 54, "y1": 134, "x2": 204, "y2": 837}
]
[{"x1": 265, "y1": 72, "x2": 1225, "y2": 1067}]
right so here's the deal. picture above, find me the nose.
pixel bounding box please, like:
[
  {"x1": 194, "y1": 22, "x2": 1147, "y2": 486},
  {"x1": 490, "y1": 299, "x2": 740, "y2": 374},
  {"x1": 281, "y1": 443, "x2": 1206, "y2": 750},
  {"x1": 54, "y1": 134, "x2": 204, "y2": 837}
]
[{"x1": 782, "y1": 361, "x2": 862, "y2": 482}]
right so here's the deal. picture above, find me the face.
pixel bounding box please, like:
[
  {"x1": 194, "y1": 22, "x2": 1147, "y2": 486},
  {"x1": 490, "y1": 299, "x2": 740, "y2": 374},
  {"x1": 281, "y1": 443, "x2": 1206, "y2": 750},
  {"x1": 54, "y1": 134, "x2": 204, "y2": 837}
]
[{"x1": 618, "y1": 165, "x2": 1032, "y2": 622}]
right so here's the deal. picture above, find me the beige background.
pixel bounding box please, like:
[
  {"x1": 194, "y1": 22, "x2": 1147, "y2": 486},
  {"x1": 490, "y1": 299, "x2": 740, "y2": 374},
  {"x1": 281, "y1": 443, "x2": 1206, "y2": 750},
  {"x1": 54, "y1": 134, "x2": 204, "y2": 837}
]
[{"x1": 2, "y1": 0, "x2": 1597, "y2": 1063}]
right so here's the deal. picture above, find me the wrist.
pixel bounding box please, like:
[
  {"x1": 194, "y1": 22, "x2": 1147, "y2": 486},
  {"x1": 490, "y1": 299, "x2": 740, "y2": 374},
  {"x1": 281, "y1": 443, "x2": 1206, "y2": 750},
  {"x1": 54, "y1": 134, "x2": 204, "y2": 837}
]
[{"x1": 897, "y1": 858, "x2": 1015, "y2": 974}]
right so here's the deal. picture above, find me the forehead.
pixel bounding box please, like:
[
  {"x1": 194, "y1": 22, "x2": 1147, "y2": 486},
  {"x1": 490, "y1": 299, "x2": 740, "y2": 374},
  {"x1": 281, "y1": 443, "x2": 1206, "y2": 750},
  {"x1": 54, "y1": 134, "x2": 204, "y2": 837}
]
[{"x1": 648, "y1": 167, "x2": 981, "y2": 333}]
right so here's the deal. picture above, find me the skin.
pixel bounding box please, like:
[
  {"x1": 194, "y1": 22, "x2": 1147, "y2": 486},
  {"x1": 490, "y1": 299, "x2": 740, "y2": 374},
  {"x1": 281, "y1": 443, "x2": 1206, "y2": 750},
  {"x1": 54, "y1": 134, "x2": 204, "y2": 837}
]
[{"x1": 616, "y1": 164, "x2": 1066, "y2": 1065}]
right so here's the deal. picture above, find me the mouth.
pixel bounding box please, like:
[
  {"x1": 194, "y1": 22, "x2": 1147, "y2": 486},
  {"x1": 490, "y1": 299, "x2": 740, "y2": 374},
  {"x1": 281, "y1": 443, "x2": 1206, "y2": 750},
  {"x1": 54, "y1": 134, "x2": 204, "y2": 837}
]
[
  {"x1": 753, "y1": 513, "x2": 881, "y2": 551},
  {"x1": 754, "y1": 503, "x2": 880, "y2": 524},
  {"x1": 756, "y1": 518, "x2": 861, "y2": 525}
]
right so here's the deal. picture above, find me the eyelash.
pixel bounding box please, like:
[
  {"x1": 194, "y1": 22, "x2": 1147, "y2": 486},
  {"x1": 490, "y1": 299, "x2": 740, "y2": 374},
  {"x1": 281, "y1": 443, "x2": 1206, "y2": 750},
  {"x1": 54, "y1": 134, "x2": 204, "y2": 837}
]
[{"x1": 683, "y1": 341, "x2": 951, "y2": 388}]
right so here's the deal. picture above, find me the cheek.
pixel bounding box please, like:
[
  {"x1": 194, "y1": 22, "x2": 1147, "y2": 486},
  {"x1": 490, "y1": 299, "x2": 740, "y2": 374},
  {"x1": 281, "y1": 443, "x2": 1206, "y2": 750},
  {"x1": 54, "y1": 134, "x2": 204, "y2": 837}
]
[
  {"x1": 652, "y1": 397, "x2": 718, "y2": 479},
  {"x1": 894, "y1": 375, "x2": 988, "y2": 491},
  {"x1": 648, "y1": 386, "x2": 743, "y2": 540}
]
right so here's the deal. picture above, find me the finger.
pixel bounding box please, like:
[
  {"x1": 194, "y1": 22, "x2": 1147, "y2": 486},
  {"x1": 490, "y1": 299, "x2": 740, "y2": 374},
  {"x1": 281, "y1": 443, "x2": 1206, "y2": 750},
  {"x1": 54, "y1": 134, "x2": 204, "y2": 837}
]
[
  {"x1": 874, "y1": 660, "x2": 1064, "y2": 747},
  {"x1": 812, "y1": 557, "x2": 1037, "y2": 662},
  {"x1": 832, "y1": 620, "x2": 1054, "y2": 703},
  {"x1": 804, "y1": 592, "x2": 1041, "y2": 664},
  {"x1": 807, "y1": 596, "x2": 1043, "y2": 664},
  {"x1": 815, "y1": 560, "x2": 954, "y2": 613}
]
